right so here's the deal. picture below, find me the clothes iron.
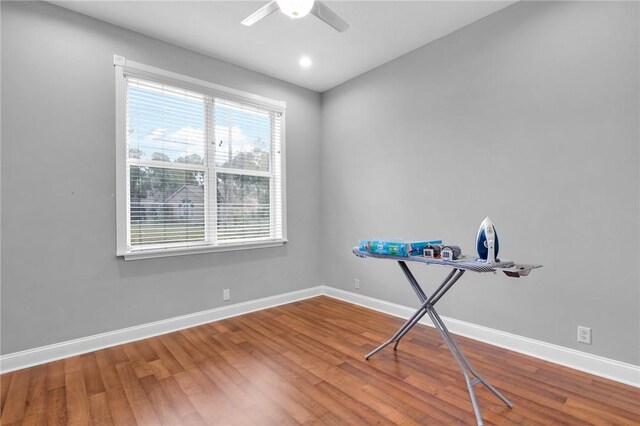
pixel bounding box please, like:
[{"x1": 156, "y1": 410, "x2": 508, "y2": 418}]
[{"x1": 476, "y1": 216, "x2": 499, "y2": 263}]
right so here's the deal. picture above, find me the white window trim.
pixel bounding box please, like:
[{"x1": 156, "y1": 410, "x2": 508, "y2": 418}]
[{"x1": 114, "y1": 55, "x2": 288, "y2": 260}]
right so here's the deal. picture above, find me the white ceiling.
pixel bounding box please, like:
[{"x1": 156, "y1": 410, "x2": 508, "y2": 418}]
[{"x1": 51, "y1": 1, "x2": 515, "y2": 92}]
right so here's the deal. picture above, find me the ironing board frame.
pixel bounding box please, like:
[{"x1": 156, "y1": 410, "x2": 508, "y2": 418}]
[{"x1": 364, "y1": 260, "x2": 513, "y2": 426}]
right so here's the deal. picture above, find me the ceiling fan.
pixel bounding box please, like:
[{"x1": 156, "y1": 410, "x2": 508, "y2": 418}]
[{"x1": 241, "y1": 0, "x2": 349, "y2": 32}]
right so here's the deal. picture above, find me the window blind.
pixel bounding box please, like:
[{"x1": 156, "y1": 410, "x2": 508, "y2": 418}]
[{"x1": 124, "y1": 75, "x2": 284, "y2": 253}]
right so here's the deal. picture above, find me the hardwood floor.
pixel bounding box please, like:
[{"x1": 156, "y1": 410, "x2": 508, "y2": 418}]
[{"x1": 1, "y1": 296, "x2": 639, "y2": 425}]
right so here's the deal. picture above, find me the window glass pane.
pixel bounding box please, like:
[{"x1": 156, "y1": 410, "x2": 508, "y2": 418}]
[
  {"x1": 217, "y1": 173, "x2": 270, "y2": 240},
  {"x1": 214, "y1": 103, "x2": 270, "y2": 172},
  {"x1": 127, "y1": 79, "x2": 205, "y2": 164},
  {"x1": 121, "y1": 70, "x2": 284, "y2": 256},
  {"x1": 129, "y1": 166, "x2": 205, "y2": 246}
]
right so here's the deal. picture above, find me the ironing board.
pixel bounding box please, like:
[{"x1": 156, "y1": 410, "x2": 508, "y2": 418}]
[{"x1": 353, "y1": 247, "x2": 542, "y2": 426}]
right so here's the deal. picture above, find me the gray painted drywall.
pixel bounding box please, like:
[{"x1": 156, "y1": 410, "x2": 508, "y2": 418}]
[
  {"x1": 1, "y1": 1, "x2": 321, "y2": 354},
  {"x1": 2, "y1": 0, "x2": 639, "y2": 368},
  {"x1": 320, "y1": 1, "x2": 640, "y2": 364}
]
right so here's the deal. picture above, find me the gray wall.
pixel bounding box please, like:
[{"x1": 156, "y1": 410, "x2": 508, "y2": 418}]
[
  {"x1": 321, "y1": 1, "x2": 639, "y2": 364},
  {"x1": 1, "y1": 1, "x2": 321, "y2": 354},
  {"x1": 2, "y1": 1, "x2": 639, "y2": 367}
]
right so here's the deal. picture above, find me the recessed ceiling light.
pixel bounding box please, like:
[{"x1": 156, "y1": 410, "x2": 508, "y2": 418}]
[{"x1": 299, "y1": 56, "x2": 312, "y2": 68}]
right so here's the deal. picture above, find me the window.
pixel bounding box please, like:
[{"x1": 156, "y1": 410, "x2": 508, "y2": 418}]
[{"x1": 115, "y1": 56, "x2": 286, "y2": 260}]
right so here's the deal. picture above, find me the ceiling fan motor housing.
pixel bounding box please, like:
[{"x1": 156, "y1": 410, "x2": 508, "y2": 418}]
[{"x1": 277, "y1": 0, "x2": 315, "y2": 19}]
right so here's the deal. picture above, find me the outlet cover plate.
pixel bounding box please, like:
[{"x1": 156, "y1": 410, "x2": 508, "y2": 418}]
[{"x1": 577, "y1": 326, "x2": 591, "y2": 344}]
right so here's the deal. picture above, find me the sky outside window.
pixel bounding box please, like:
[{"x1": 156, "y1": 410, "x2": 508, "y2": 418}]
[{"x1": 127, "y1": 83, "x2": 271, "y2": 168}]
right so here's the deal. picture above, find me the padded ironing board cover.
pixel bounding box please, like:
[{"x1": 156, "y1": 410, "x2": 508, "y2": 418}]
[{"x1": 353, "y1": 248, "x2": 516, "y2": 273}]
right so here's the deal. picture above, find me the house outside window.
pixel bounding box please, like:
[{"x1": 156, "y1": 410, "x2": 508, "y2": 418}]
[{"x1": 115, "y1": 56, "x2": 286, "y2": 260}]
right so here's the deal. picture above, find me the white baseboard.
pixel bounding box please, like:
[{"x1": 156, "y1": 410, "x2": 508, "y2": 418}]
[
  {"x1": 2, "y1": 285, "x2": 638, "y2": 388},
  {"x1": 0, "y1": 286, "x2": 323, "y2": 374},
  {"x1": 322, "y1": 286, "x2": 640, "y2": 388}
]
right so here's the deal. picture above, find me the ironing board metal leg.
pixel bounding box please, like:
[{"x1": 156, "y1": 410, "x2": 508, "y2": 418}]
[
  {"x1": 398, "y1": 261, "x2": 430, "y2": 302},
  {"x1": 393, "y1": 309, "x2": 429, "y2": 350},
  {"x1": 365, "y1": 301, "x2": 429, "y2": 359},
  {"x1": 393, "y1": 269, "x2": 465, "y2": 349},
  {"x1": 391, "y1": 268, "x2": 458, "y2": 350},
  {"x1": 365, "y1": 264, "x2": 512, "y2": 426},
  {"x1": 426, "y1": 308, "x2": 484, "y2": 426},
  {"x1": 430, "y1": 269, "x2": 465, "y2": 306},
  {"x1": 430, "y1": 309, "x2": 513, "y2": 408}
]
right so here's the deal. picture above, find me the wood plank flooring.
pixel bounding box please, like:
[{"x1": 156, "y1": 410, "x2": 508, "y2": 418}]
[{"x1": 1, "y1": 296, "x2": 639, "y2": 425}]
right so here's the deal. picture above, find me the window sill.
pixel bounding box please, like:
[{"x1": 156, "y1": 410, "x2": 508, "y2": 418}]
[{"x1": 120, "y1": 240, "x2": 287, "y2": 261}]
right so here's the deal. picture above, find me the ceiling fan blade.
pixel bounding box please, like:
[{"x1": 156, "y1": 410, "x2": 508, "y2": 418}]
[
  {"x1": 241, "y1": 1, "x2": 280, "y2": 27},
  {"x1": 311, "y1": 1, "x2": 349, "y2": 32}
]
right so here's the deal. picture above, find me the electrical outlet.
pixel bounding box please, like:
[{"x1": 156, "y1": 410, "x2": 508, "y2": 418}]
[
  {"x1": 577, "y1": 326, "x2": 591, "y2": 344},
  {"x1": 223, "y1": 289, "x2": 230, "y2": 301},
  {"x1": 354, "y1": 279, "x2": 360, "y2": 289}
]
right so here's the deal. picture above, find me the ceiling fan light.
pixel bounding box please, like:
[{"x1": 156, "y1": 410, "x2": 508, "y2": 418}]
[
  {"x1": 277, "y1": 0, "x2": 315, "y2": 19},
  {"x1": 299, "y1": 56, "x2": 312, "y2": 68}
]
